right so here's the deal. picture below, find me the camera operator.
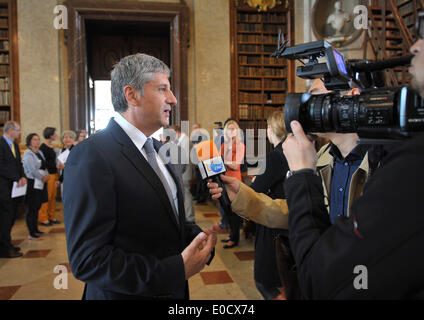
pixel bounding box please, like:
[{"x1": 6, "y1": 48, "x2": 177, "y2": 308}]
[
  {"x1": 207, "y1": 79, "x2": 381, "y2": 230},
  {"x1": 280, "y1": 35, "x2": 424, "y2": 299}
]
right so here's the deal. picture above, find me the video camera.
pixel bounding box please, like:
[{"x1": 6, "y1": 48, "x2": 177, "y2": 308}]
[{"x1": 272, "y1": 34, "x2": 424, "y2": 141}]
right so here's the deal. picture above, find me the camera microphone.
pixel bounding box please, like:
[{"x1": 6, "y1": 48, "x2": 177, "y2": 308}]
[{"x1": 195, "y1": 140, "x2": 232, "y2": 214}]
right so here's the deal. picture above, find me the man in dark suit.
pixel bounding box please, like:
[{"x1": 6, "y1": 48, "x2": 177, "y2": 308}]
[
  {"x1": 63, "y1": 53, "x2": 218, "y2": 300},
  {"x1": 0, "y1": 121, "x2": 26, "y2": 258}
]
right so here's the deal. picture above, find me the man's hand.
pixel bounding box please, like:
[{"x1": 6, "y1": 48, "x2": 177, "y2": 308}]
[
  {"x1": 207, "y1": 175, "x2": 240, "y2": 202},
  {"x1": 202, "y1": 223, "x2": 219, "y2": 250},
  {"x1": 57, "y1": 161, "x2": 65, "y2": 170},
  {"x1": 17, "y1": 177, "x2": 27, "y2": 187},
  {"x1": 181, "y1": 231, "x2": 215, "y2": 280},
  {"x1": 283, "y1": 121, "x2": 318, "y2": 171},
  {"x1": 42, "y1": 175, "x2": 50, "y2": 183},
  {"x1": 55, "y1": 181, "x2": 61, "y2": 188}
]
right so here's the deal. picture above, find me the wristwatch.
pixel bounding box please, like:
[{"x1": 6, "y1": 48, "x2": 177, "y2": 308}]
[{"x1": 286, "y1": 168, "x2": 317, "y2": 179}]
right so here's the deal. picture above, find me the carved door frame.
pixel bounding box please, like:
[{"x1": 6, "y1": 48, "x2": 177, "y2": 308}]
[{"x1": 65, "y1": 0, "x2": 189, "y2": 132}]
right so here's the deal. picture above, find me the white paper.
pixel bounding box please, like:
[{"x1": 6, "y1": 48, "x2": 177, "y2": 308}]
[
  {"x1": 34, "y1": 170, "x2": 48, "y2": 190},
  {"x1": 11, "y1": 181, "x2": 27, "y2": 198},
  {"x1": 34, "y1": 178, "x2": 44, "y2": 190},
  {"x1": 57, "y1": 149, "x2": 70, "y2": 164}
]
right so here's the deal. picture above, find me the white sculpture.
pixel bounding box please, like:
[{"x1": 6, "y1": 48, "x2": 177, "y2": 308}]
[{"x1": 326, "y1": 1, "x2": 351, "y2": 36}]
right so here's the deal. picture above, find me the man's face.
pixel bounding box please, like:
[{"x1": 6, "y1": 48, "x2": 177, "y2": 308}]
[
  {"x1": 136, "y1": 72, "x2": 177, "y2": 132},
  {"x1": 410, "y1": 39, "x2": 424, "y2": 97},
  {"x1": 7, "y1": 123, "x2": 21, "y2": 141}
]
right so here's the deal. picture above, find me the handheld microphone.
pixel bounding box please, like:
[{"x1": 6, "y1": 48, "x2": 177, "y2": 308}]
[{"x1": 195, "y1": 140, "x2": 232, "y2": 214}]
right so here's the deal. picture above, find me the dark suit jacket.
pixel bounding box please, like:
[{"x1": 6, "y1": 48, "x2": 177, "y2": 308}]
[
  {"x1": 63, "y1": 119, "x2": 210, "y2": 300},
  {"x1": 0, "y1": 136, "x2": 25, "y2": 201}
]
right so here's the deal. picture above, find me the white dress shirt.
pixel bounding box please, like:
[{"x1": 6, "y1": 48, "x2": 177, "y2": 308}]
[{"x1": 113, "y1": 113, "x2": 179, "y2": 214}]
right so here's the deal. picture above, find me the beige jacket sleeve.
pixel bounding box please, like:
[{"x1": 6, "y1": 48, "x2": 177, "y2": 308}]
[{"x1": 230, "y1": 182, "x2": 289, "y2": 229}]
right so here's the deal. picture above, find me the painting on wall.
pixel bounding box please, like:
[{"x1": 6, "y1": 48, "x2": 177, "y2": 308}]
[{"x1": 312, "y1": 0, "x2": 366, "y2": 47}]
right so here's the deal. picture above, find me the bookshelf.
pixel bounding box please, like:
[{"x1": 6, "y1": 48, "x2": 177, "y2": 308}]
[
  {"x1": 230, "y1": 0, "x2": 294, "y2": 137},
  {"x1": 0, "y1": 0, "x2": 18, "y2": 134}
]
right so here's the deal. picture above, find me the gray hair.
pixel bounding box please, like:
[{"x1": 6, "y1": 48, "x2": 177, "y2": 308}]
[
  {"x1": 3, "y1": 121, "x2": 18, "y2": 133},
  {"x1": 61, "y1": 130, "x2": 76, "y2": 142},
  {"x1": 111, "y1": 53, "x2": 171, "y2": 113}
]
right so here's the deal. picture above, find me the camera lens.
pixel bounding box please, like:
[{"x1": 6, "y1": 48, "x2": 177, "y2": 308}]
[{"x1": 284, "y1": 88, "x2": 412, "y2": 138}]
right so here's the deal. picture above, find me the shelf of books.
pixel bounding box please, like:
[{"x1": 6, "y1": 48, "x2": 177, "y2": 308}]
[
  {"x1": 0, "y1": 0, "x2": 17, "y2": 134},
  {"x1": 230, "y1": 0, "x2": 294, "y2": 137}
]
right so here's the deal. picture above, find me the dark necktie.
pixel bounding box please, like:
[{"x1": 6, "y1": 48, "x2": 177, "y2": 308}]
[{"x1": 143, "y1": 138, "x2": 179, "y2": 223}]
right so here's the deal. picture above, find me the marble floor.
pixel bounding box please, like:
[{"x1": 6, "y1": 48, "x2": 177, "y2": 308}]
[{"x1": 0, "y1": 200, "x2": 264, "y2": 300}]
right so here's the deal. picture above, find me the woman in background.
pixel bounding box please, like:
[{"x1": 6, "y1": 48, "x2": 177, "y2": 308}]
[
  {"x1": 57, "y1": 130, "x2": 76, "y2": 191},
  {"x1": 220, "y1": 120, "x2": 245, "y2": 249},
  {"x1": 38, "y1": 127, "x2": 60, "y2": 227},
  {"x1": 22, "y1": 133, "x2": 49, "y2": 239},
  {"x1": 250, "y1": 111, "x2": 289, "y2": 300},
  {"x1": 75, "y1": 129, "x2": 87, "y2": 145}
]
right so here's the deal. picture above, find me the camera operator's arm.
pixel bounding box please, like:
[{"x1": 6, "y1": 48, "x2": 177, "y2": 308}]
[{"x1": 208, "y1": 175, "x2": 289, "y2": 229}]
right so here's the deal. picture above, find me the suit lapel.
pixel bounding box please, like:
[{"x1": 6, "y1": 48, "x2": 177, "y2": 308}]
[{"x1": 107, "y1": 119, "x2": 180, "y2": 230}]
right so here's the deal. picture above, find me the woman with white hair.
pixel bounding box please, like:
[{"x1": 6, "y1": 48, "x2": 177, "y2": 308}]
[{"x1": 57, "y1": 130, "x2": 76, "y2": 191}]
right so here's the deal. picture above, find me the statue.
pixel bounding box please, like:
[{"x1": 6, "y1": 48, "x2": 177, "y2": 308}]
[{"x1": 326, "y1": 1, "x2": 351, "y2": 36}]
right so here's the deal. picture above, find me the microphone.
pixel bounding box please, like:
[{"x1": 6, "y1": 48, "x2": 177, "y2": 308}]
[{"x1": 195, "y1": 140, "x2": 232, "y2": 214}]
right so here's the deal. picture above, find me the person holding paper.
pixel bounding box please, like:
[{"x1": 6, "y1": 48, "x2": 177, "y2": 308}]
[
  {"x1": 0, "y1": 121, "x2": 26, "y2": 258},
  {"x1": 57, "y1": 130, "x2": 76, "y2": 187},
  {"x1": 22, "y1": 133, "x2": 49, "y2": 239}
]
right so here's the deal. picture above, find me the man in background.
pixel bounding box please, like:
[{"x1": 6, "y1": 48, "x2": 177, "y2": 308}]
[{"x1": 0, "y1": 121, "x2": 26, "y2": 258}]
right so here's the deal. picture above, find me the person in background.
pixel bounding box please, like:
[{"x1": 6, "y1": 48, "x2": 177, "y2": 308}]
[
  {"x1": 173, "y1": 125, "x2": 195, "y2": 223},
  {"x1": 250, "y1": 111, "x2": 289, "y2": 300},
  {"x1": 190, "y1": 123, "x2": 209, "y2": 204},
  {"x1": 75, "y1": 129, "x2": 87, "y2": 145},
  {"x1": 22, "y1": 133, "x2": 49, "y2": 240},
  {"x1": 57, "y1": 130, "x2": 76, "y2": 188},
  {"x1": 0, "y1": 121, "x2": 26, "y2": 258},
  {"x1": 38, "y1": 127, "x2": 61, "y2": 227},
  {"x1": 220, "y1": 119, "x2": 245, "y2": 249}
]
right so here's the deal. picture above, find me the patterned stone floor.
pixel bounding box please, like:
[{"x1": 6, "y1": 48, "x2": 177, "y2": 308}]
[{"x1": 0, "y1": 200, "x2": 263, "y2": 300}]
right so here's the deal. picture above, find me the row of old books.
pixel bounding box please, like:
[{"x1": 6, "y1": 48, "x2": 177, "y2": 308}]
[
  {"x1": 239, "y1": 105, "x2": 282, "y2": 120},
  {"x1": 0, "y1": 91, "x2": 10, "y2": 104},
  {"x1": 0, "y1": 109, "x2": 10, "y2": 121},
  {"x1": 238, "y1": 44, "x2": 262, "y2": 53},
  {"x1": 239, "y1": 55, "x2": 261, "y2": 64},
  {"x1": 240, "y1": 66, "x2": 286, "y2": 77},
  {"x1": 237, "y1": 13, "x2": 286, "y2": 24},
  {"x1": 0, "y1": 18, "x2": 7, "y2": 28},
  {"x1": 0, "y1": 77, "x2": 9, "y2": 89},
  {"x1": 0, "y1": 53, "x2": 8, "y2": 63},
  {"x1": 239, "y1": 104, "x2": 263, "y2": 120},
  {"x1": 239, "y1": 92, "x2": 286, "y2": 104},
  {"x1": 0, "y1": 40, "x2": 8, "y2": 50},
  {"x1": 0, "y1": 64, "x2": 9, "y2": 74},
  {"x1": 239, "y1": 92, "x2": 266, "y2": 104},
  {"x1": 264, "y1": 79, "x2": 287, "y2": 89},
  {"x1": 239, "y1": 78, "x2": 261, "y2": 89}
]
